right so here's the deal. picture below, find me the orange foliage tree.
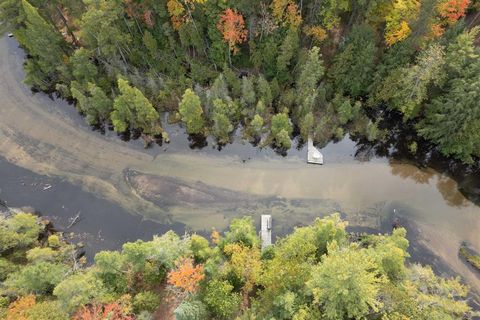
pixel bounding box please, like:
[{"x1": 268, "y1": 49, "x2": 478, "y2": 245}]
[
  {"x1": 167, "y1": 257, "x2": 205, "y2": 294},
  {"x1": 438, "y1": 0, "x2": 470, "y2": 24},
  {"x1": 217, "y1": 9, "x2": 248, "y2": 54},
  {"x1": 6, "y1": 295, "x2": 36, "y2": 320},
  {"x1": 73, "y1": 303, "x2": 134, "y2": 320}
]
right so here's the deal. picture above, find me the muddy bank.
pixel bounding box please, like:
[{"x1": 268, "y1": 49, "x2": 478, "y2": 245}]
[{"x1": 0, "y1": 34, "x2": 479, "y2": 297}]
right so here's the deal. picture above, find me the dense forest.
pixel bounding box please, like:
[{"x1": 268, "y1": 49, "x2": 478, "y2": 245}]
[
  {"x1": 1, "y1": 0, "x2": 480, "y2": 161},
  {"x1": 0, "y1": 211, "x2": 476, "y2": 319}
]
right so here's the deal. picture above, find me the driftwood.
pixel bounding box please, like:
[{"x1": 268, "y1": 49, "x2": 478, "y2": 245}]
[{"x1": 67, "y1": 211, "x2": 81, "y2": 229}]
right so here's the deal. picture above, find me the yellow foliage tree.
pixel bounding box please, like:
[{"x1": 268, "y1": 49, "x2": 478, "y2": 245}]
[
  {"x1": 303, "y1": 25, "x2": 328, "y2": 42},
  {"x1": 271, "y1": 0, "x2": 302, "y2": 28},
  {"x1": 384, "y1": 0, "x2": 420, "y2": 45}
]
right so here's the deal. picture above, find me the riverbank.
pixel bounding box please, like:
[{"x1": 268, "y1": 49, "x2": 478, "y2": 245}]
[{"x1": 0, "y1": 34, "x2": 479, "y2": 302}]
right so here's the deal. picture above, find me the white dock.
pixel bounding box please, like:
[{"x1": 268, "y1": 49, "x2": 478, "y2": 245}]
[
  {"x1": 260, "y1": 215, "x2": 272, "y2": 250},
  {"x1": 307, "y1": 137, "x2": 323, "y2": 165}
]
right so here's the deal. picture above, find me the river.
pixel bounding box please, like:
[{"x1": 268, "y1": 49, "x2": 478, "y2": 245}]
[{"x1": 0, "y1": 35, "x2": 479, "y2": 302}]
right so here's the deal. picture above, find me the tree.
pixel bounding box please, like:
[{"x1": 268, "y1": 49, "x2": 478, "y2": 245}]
[
  {"x1": 54, "y1": 271, "x2": 107, "y2": 313},
  {"x1": 276, "y1": 28, "x2": 300, "y2": 82},
  {"x1": 71, "y1": 82, "x2": 112, "y2": 125},
  {"x1": 70, "y1": 48, "x2": 98, "y2": 85},
  {"x1": 438, "y1": 0, "x2": 470, "y2": 24},
  {"x1": 15, "y1": 0, "x2": 66, "y2": 90},
  {"x1": 217, "y1": 9, "x2": 248, "y2": 55},
  {"x1": 111, "y1": 79, "x2": 161, "y2": 135},
  {"x1": 330, "y1": 24, "x2": 377, "y2": 97},
  {"x1": 295, "y1": 47, "x2": 324, "y2": 121},
  {"x1": 385, "y1": 0, "x2": 420, "y2": 45},
  {"x1": 132, "y1": 291, "x2": 160, "y2": 313},
  {"x1": 4, "y1": 262, "x2": 68, "y2": 295},
  {"x1": 223, "y1": 243, "x2": 262, "y2": 308},
  {"x1": 179, "y1": 89, "x2": 205, "y2": 135},
  {"x1": 212, "y1": 111, "x2": 234, "y2": 144},
  {"x1": 203, "y1": 280, "x2": 241, "y2": 319},
  {"x1": 307, "y1": 243, "x2": 384, "y2": 320},
  {"x1": 249, "y1": 114, "x2": 264, "y2": 139},
  {"x1": 417, "y1": 60, "x2": 480, "y2": 163},
  {"x1": 256, "y1": 76, "x2": 273, "y2": 107},
  {"x1": 222, "y1": 217, "x2": 260, "y2": 248},
  {"x1": 0, "y1": 213, "x2": 42, "y2": 253},
  {"x1": 317, "y1": 0, "x2": 350, "y2": 30},
  {"x1": 167, "y1": 258, "x2": 205, "y2": 295},
  {"x1": 271, "y1": 113, "x2": 293, "y2": 149},
  {"x1": 241, "y1": 76, "x2": 256, "y2": 108},
  {"x1": 376, "y1": 43, "x2": 445, "y2": 119}
]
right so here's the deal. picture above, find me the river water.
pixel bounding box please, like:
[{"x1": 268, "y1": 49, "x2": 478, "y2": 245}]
[{"x1": 0, "y1": 36, "x2": 479, "y2": 300}]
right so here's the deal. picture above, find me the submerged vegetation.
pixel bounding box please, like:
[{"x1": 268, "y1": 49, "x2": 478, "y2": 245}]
[
  {"x1": 459, "y1": 243, "x2": 480, "y2": 272},
  {"x1": 0, "y1": 211, "x2": 476, "y2": 319},
  {"x1": 1, "y1": 0, "x2": 480, "y2": 160}
]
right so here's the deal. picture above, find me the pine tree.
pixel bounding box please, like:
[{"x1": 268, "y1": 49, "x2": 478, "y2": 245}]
[
  {"x1": 330, "y1": 24, "x2": 377, "y2": 98},
  {"x1": 16, "y1": 0, "x2": 66, "y2": 90},
  {"x1": 179, "y1": 88, "x2": 205, "y2": 135},
  {"x1": 111, "y1": 79, "x2": 161, "y2": 135},
  {"x1": 417, "y1": 28, "x2": 480, "y2": 163}
]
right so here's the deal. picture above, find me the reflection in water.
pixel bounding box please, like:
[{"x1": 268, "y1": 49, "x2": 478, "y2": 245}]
[
  {"x1": 389, "y1": 160, "x2": 469, "y2": 207},
  {"x1": 0, "y1": 35, "x2": 479, "y2": 299}
]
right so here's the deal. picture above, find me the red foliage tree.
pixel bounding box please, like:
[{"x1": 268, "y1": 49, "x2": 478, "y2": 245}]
[
  {"x1": 73, "y1": 303, "x2": 134, "y2": 320},
  {"x1": 438, "y1": 0, "x2": 470, "y2": 24},
  {"x1": 217, "y1": 9, "x2": 248, "y2": 54}
]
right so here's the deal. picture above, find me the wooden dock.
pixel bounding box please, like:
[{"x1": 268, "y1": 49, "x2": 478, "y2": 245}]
[
  {"x1": 307, "y1": 137, "x2": 323, "y2": 165},
  {"x1": 260, "y1": 215, "x2": 272, "y2": 250}
]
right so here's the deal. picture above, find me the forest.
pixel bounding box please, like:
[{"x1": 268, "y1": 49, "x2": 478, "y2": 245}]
[
  {"x1": 0, "y1": 0, "x2": 480, "y2": 161},
  {"x1": 0, "y1": 211, "x2": 476, "y2": 319}
]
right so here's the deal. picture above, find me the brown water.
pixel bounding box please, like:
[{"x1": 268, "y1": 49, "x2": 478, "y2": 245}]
[{"x1": 0, "y1": 36, "x2": 479, "y2": 298}]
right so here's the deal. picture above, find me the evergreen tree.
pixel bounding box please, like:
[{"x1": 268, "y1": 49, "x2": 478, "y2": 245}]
[
  {"x1": 376, "y1": 43, "x2": 445, "y2": 119},
  {"x1": 271, "y1": 112, "x2": 293, "y2": 149},
  {"x1": 179, "y1": 88, "x2": 205, "y2": 135},
  {"x1": 330, "y1": 24, "x2": 377, "y2": 98},
  {"x1": 15, "y1": 0, "x2": 66, "y2": 90},
  {"x1": 295, "y1": 46, "x2": 324, "y2": 121},
  {"x1": 111, "y1": 79, "x2": 161, "y2": 135}
]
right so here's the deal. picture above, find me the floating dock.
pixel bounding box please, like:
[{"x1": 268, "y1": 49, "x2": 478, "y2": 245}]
[
  {"x1": 307, "y1": 137, "x2": 324, "y2": 165},
  {"x1": 260, "y1": 215, "x2": 272, "y2": 250}
]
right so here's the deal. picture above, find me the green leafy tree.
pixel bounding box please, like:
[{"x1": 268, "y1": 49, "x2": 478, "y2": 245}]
[
  {"x1": 307, "y1": 243, "x2": 384, "y2": 320},
  {"x1": 133, "y1": 291, "x2": 160, "y2": 313},
  {"x1": 4, "y1": 261, "x2": 68, "y2": 295},
  {"x1": 222, "y1": 216, "x2": 260, "y2": 248},
  {"x1": 204, "y1": 280, "x2": 241, "y2": 319},
  {"x1": 53, "y1": 270, "x2": 107, "y2": 313},
  {"x1": 179, "y1": 88, "x2": 205, "y2": 135}
]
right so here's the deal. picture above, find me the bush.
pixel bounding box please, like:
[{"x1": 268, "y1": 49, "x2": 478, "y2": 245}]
[
  {"x1": 132, "y1": 291, "x2": 160, "y2": 313},
  {"x1": 47, "y1": 235, "x2": 61, "y2": 248}
]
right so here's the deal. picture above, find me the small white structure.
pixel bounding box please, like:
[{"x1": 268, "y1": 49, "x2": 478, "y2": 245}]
[
  {"x1": 307, "y1": 137, "x2": 324, "y2": 165},
  {"x1": 260, "y1": 215, "x2": 272, "y2": 250},
  {"x1": 8, "y1": 33, "x2": 14, "y2": 38}
]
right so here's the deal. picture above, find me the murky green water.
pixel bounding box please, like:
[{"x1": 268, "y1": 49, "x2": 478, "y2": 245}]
[{"x1": 0, "y1": 36, "x2": 478, "y2": 298}]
